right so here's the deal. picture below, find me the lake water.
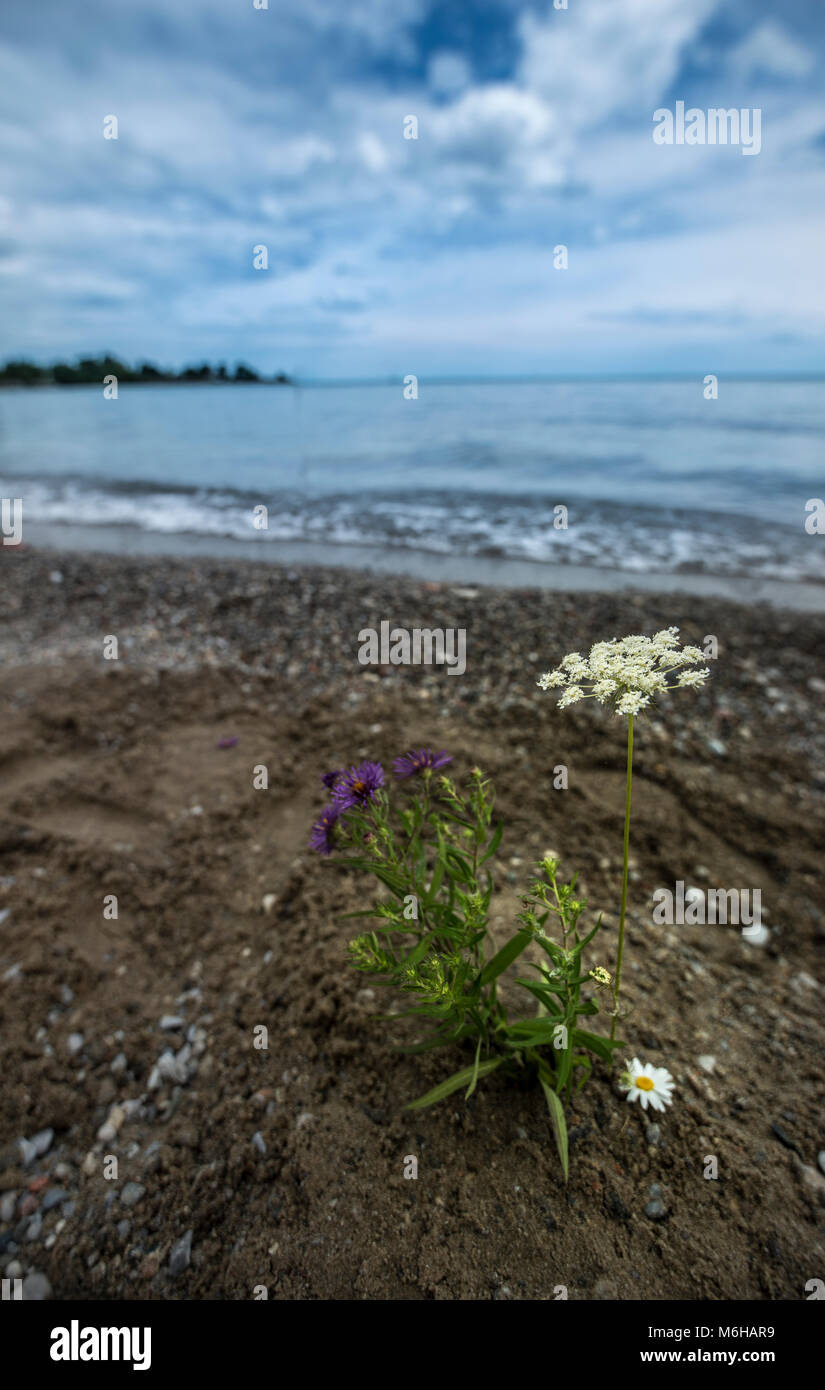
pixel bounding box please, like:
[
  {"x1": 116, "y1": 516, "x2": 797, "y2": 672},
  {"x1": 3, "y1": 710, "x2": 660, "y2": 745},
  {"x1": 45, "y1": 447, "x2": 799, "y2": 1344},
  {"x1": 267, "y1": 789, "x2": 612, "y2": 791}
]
[{"x1": 1, "y1": 379, "x2": 823, "y2": 594}]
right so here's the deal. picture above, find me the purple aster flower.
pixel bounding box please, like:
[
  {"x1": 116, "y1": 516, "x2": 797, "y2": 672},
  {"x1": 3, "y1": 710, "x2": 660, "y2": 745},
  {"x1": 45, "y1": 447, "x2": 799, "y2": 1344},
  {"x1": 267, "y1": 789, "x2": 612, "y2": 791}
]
[
  {"x1": 393, "y1": 749, "x2": 453, "y2": 780},
  {"x1": 321, "y1": 769, "x2": 343, "y2": 789},
  {"x1": 310, "y1": 803, "x2": 340, "y2": 855},
  {"x1": 331, "y1": 761, "x2": 384, "y2": 810}
]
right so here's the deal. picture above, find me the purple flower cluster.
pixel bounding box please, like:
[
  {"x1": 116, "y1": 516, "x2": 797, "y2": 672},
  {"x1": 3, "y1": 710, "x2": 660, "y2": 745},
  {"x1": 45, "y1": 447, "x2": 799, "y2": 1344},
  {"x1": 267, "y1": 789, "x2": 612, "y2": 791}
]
[
  {"x1": 310, "y1": 749, "x2": 453, "y2": 853},
  {"x1": 393, "y1": 748, "x2": 453, "y2": 780},
  {"x1": 310, "y1": 761, "x2": 384, "y2": 855}
]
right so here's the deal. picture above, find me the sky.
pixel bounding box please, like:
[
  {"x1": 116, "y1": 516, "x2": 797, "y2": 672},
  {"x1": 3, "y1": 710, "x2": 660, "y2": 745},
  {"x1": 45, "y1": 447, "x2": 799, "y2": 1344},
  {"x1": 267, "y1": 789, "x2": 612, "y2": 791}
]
[{"x1": 0, "y1": 0, "x2": 823, "y2": 379}]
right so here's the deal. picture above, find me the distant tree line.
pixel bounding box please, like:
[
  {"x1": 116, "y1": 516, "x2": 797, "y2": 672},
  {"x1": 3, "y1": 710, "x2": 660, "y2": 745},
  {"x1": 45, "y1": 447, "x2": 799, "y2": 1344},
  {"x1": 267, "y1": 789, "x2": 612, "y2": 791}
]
[{"x1": 0, "y1": 355, "x2": 292, "y2": 386}]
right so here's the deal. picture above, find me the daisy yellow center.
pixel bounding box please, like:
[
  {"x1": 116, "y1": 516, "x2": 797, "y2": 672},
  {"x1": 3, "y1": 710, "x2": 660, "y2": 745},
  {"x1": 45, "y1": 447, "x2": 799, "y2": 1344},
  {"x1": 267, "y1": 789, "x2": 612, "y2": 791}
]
[{"x1": 635, "y1": 1076, "x2": 654, "y2": 1091}]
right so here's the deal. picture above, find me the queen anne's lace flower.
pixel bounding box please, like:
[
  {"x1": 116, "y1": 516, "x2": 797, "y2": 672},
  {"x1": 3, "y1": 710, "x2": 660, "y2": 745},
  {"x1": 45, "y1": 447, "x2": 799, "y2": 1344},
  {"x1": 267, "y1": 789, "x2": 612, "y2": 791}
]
[{"x1": 537, "y1": 627, "x2": 710, "y2": 717}]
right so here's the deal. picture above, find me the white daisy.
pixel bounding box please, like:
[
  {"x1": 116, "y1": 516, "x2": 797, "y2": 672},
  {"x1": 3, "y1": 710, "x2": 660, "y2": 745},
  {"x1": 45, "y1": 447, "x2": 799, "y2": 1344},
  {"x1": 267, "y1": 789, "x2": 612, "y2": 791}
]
[{"x1": 619, "y1": 1057, "x2": 675, "y2": 1113}]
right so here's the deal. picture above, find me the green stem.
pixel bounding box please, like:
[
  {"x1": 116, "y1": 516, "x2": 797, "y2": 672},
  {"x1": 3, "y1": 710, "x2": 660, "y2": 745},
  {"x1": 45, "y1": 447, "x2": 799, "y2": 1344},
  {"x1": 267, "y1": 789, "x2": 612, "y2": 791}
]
[{"x1": 610, "y1": 713, "x2": 634, "y2": 1055}]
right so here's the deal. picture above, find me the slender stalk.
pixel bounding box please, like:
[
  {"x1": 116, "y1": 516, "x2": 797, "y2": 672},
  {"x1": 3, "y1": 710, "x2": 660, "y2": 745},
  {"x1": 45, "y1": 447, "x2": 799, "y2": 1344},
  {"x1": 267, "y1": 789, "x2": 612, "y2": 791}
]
[{"x1": 610, "y1": 713, "x2": 634, "y2": 1051}]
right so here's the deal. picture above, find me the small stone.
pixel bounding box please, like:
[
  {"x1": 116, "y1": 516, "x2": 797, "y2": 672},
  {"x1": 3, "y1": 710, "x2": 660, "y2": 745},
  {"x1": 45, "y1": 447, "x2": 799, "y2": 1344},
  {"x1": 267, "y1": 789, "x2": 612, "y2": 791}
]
[
  {"x1": 22, "y1": 1272, "x2": 52, "y2": 1300},
  {"x1": 41, "y1": 1188, "x2": 69, "y2": 1213},
  {"x1": 110, "y1": 1053, "x2": 127, "y2": 1075},
  {"x1": 295, "y1": 1112, "x2": 315, "y2": 1131},
  {"x1": 252, "y1": 1132, "x2": 267, "y2": 1155},
  {"x1": 26, "y1": 1212, "x2": 42, "y2": 1241},
  {"x1": 742, "y1": 924, "x2": 769, "y2": 947},
  {"x1": 30, "y1": 1128, "x2": 54, "y2": 1158},
  {"x1": 697, "y1": 1055, "x2": 716, "y2": 1074},
  {"x1": 645, "y1": 1198, "x2": 667, "y2": 1220},
  {"x1": 67, "y1": 1033, "x2": 84, "y2": 1056},
  {"x1": 708, "y1": 738, "x2": 727, "y2": 757},
  {"x1": 159, "y1": 1015, "x2": 184, "y2": 1031},
  {"x1": 0, "y1": 1191, "x2": 17, "y2": 1222},
  {"x1": 5, "y1": 1260, "x2": 22, "y2": 1279},
  {"x1": 794, "y1": 1156, "x2": 825, "y2": 1200},
  {"x1": 169, "y1": 1229, "x2": 192, "y2": 1277},
  {"x1": 790, "y1": 972, "x2": 818, "y2": 994},
  {"x1": 262, "y1": 894, "x2": 277, "y2": 914},
  {"x1": 82, "y1": 1151, "x2": 98, "y2": 1176},
  {"x1": 17, "y1": 1138, "x2": 37, "y2": 1168},
  {"x1": 817, "y1": 1151, "x2": 825, "y2": 1177},
  {"x1": 645, "y1": 1123, "x2": 661, "y2": 1146},
  {"x1": 120, "y1": 1182, "x2": 146, "y2": 1208}
]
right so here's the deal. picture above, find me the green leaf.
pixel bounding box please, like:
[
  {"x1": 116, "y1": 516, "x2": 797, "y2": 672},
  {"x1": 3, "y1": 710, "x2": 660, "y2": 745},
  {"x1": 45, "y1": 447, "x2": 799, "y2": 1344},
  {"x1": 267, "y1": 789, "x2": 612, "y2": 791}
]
[
  {"x1": 406, "y1": 1057, "x2": 504, "y2": 1110},
  {"x1": 465, "y1": 1037, "x2": 483, "y2": 1100},
  {"x1": 480, "y1": 819, "x2": 504, "y2": 864},
  {"x1": 540, "y1": 1082, "x2": 569, "y2": 1182},
  {"x1": 556, "y1": 1041, "x2": 573, "y2": 1091},
  {"x1": 505, "y1": 1017, "x2": 562, "y2": 1045},
  {"x1": 572, "y1": 1029, "x2": 624, "y2": 1063},
  {"x1": 570, "y1": 913, "x2": 603, "y2": 954},
  {"x1": 425, "y1": 854, "x2": 446, "y2": 906},
  {"x1": 479, "y1": 929, "x2": 532, "y2": 986}
]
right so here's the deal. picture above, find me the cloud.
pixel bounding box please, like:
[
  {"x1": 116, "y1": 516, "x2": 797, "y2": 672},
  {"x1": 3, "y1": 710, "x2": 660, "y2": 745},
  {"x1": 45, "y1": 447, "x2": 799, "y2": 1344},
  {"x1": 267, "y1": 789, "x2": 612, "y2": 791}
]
[{"x1": 0, "y1": 0, "x2": 823, "y2": 374}]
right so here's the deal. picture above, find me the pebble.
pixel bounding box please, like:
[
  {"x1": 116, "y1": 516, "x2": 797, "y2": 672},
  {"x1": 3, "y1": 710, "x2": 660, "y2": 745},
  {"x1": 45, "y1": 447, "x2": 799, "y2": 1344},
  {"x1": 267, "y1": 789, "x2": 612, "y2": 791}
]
[
  {"x1": 794, "y1": 1156, "x2": 825, "y2": 1200},
  {"x1": 25, "y1": 1212, "x2": 42, "y2": 1241},
  {"x1": 0, "y1": 1191, "x2": 17, "y2": 1223},
  {"x1": 697, "y1": 1055, "x2": 716, "y2": 1074},
  {"x1": 17, "y1": 1138, "x2": 37, "y2": 1168},
  {"x1": 120, "y1": 1182, "x2": 146, "y2": 1208},
  {"x1": 67, "y1": 1032, "x2": 84, "y2": 1055},
  {"x1": 110, "y1": 1052, "x2": 128, "y2": 1075},
  {"x1": 41, "y1": 1188, "x2": 69, "y2": 1213},
  {"x1": 645, "y1": 1123, "x2": 661, "y2": 1146},
  {"x1": 169, "y1": 1229, "x2": 192, "y2": 1277},
  {"x1": 22, "y1": 1272, "x2": 52, "y2": 1300},
  {"x1": 295, "y1": 1112, "x2": 316, "y2": 1131},
  {"x1": 818, "y1": 1151, "x2": 825, "y2": 1177},
  {"x1": 645, "y1": 1182, "x2": 668, "y2": 1219},
  {"x1": 159, "y1": 1015, "x2": 184, "y2": 1031},
  {"x1": 790, "y1": 972, "x2": 818, "y2": 994},
  {"x1": 31, "y1": 1128, "x2": 53, "y2": 1157},
  {"x1": 742, "y1": 924, "x2": 769, "y2": 947},
  {"x1": 252, "y1": 1132, "x2": 267, "y2": 1155},
  {"x1": 262, "y1": 894, "x2": 277, "y2": 914}
]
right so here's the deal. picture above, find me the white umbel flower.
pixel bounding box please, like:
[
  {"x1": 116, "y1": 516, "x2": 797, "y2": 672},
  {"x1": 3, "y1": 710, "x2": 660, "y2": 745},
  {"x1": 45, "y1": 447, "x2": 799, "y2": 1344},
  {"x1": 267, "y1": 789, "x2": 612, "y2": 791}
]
[
  {"x1": 619, "y1": 1057, "x2": 675, "y2": 1112},
  {"x1": 537, "y1": 628, "x2": 710, "y2": 718}
]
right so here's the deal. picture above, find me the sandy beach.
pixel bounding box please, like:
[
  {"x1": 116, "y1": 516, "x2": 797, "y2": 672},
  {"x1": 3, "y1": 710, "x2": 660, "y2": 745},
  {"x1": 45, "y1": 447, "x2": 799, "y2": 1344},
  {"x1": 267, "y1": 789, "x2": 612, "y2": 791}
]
[{"x1": 0, "y1": 543, "x2": 823, "y2": 1300}]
